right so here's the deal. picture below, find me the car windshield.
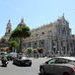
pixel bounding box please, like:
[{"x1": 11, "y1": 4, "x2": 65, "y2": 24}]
[
  {"x1": 46, "y1": 59, "x2": 56, "y2": 64},
  {"x1": 46, "y1": 58, "x2": 75, "y2": 64}
]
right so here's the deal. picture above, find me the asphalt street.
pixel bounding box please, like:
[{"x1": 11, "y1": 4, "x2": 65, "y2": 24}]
[{"x1": 0, "y1": 57, "x2": 49, "y2": 75}]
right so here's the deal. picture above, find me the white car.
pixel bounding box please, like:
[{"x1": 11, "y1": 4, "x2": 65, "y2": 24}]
[{"x1": 39, "y1": 57, "x2": 75, "y2": 75}]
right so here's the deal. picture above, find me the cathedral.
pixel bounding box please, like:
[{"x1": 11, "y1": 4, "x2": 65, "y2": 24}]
[
  {"x1": 23, "y1": 15, "x2": 75, "y2": 56},
  {"x1": 0, "y1": 20, "x2": 12, "y2": 51},
  {"x1": 0, "y1": 15, "x2": 75, "y2": 56},
  {"x1": 3, "y1": 20, "x2": 12, "y2": 41}
]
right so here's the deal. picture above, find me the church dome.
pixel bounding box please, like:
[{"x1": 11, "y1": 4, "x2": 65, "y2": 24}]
[{"x1": 18, "y1": 18, "x2": 26, "y2": 26}]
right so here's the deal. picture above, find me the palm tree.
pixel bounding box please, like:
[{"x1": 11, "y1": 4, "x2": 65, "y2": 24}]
[{"x1": 10, "y1": 19, "x2": 31, "y2": 53}]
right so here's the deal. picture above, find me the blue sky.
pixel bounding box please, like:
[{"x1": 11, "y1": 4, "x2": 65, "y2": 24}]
[{"x1": 0, "y1": 0, "x2": 75, "y2": 37}]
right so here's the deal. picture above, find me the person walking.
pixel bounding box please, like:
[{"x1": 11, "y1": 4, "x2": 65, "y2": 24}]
[{"x1": 1, "y1": 56, "x2": 8, "y2": 67}]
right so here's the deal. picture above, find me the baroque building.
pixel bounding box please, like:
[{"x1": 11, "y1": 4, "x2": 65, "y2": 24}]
[
  {"x1": 70, "y1": 35, "x2": 75, "y2": 56},
  {"x1": 0, "y1": 15, "x2": 75, "y2": 56},
  {"x1": 23, "y1": 15, "x2": 73, "y2": 56},
  {"x1": 0, "y1": 20, "x2": 12, "y2": 51},
  {"x1": 3, "y1": 20, "x2": 12, "y2": 41}
]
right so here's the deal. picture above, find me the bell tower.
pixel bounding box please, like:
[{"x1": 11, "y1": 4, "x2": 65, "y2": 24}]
[
  {"x1": 3, "y1": 20, "x2": 12, "y2": 41},
  {"x1": 5, "y1": 20, "x2": 12, "y2": 35}
]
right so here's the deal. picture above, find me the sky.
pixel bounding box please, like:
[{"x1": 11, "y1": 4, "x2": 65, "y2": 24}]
[{"x1": 0, "y1": 0, "x2": 75, "y2": 38}]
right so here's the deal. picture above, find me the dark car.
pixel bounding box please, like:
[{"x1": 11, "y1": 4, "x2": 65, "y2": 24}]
[
  {"x1": 39, "y1": 57, "x2": 75, "y2": 75},
  {"x1": 0, "y1": 52, "x2": 12, "y2": 61},
  {"x1": 13, "y1": 57, "x2": 32, "y2": 66},
  {"x1": 4, "y1": 53, "x2": 13, "y2": 61}
]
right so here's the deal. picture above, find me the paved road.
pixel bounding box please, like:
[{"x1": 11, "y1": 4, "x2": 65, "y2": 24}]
[{"x1": 0, "y1": 57, "x2": 49, "y2": 75}]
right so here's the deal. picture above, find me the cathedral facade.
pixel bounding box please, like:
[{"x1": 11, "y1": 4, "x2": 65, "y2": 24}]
[
  {"x1": 22, "y1": 15, "x2": 74, "y2": 56},
  {"x1": 0, "y1": 15, "x2": 75, "y2": 56}
]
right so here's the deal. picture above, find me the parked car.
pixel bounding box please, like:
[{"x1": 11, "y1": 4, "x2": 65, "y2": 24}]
[
  {"x1": 39, "y1": 57, "x2": 75, "y2": 75},
  {"x1": 13, "y1": 56, "x2": 32, "y2": 66},
  {"x1": 0, "y1": 52, "x2": 7, "y2": 58},
  {"x1": 8, "y1": 52, "x2": 17, "y2": 60},
  {"x1": 0, "y1": 52, "x2": 12, "y2": 61},
  {"x1": 3, "y1": 53, "x2": 13, "y2": 61}
]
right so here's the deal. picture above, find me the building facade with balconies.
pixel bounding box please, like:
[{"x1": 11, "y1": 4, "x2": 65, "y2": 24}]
[{"x1": 23, "y1": 15, "x2": 73, "y2": 56}]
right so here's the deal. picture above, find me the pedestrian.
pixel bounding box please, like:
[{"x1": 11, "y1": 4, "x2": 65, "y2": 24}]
[{"x1": 1, "y1": 56, "x2": 8, "y2": 67}]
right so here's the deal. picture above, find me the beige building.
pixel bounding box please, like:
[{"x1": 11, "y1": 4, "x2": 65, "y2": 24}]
[
  {"x1": 0, "y1": 16, "x2": 75, "y2": 56},
  {"x1": 70, "y1": 35, "x2": 75, "y2": 56},
  {"x1": 23, "y1": 15, "x2": 72, "y2": 56},
  {"x1": 3, "y1": 20, "x2": 12, "y2": 41},
  {"x1": 0, "y1": 20, "x2": 12, "y2": 51}
]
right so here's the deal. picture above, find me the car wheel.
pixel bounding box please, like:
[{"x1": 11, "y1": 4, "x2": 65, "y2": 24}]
[
  {"x1": 63, "y1": 72, "x2": 70, "y2": 75},
  {"x1": 40, "y1": 68, "x2": 46, "y2": 75}
]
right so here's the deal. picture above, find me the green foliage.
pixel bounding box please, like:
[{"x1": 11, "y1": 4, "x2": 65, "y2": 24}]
[
  {"x1": 9, "y1": 37, "x2": 19, "y2": 43},
  {"x1": 10, "y1": 23, "x2": 31, "y2": 53},
  {"x1": 9, "y1": 40, "x2": 19, "y2": 48},
  {"x1": 11, "y1": 25, "x2": 31, "y2": 38},
  {"x1": 9, "y1": 37, "x2": 19, "y2": 52},
  {"x1": 27, "y1": 48, "x2": 33, "y2": 54}
]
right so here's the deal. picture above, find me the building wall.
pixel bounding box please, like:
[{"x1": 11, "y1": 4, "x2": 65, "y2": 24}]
[
  {"x1": 0, "y1": 20, "x2": 12, "y2": 51},
  {"x1": 23, "y1": 16, "x2": 72, "y2": 56},
  {"x1": 1, "y1": 17, "x2": 75, "y2": 56}
]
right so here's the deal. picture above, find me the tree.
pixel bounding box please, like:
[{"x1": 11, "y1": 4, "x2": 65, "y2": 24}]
[
  {"x1": 9, "y1": 37, "x2": 20, "y2": 52},
  {"x1": 10, "y1": 19, "x2": 31, "y2": 53},
  {"x1": 38, "y1": 48, "x2": 43, "y2": 54},
  {"x1": 37, "y1": 48, "x2": 44, "y2": 57},
  {"x1": 9, "y1": 40, "x2": 19, "y2": 52},
  {"x1": 26, "y1": 48, "x2": 33, "y2": 57}
]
